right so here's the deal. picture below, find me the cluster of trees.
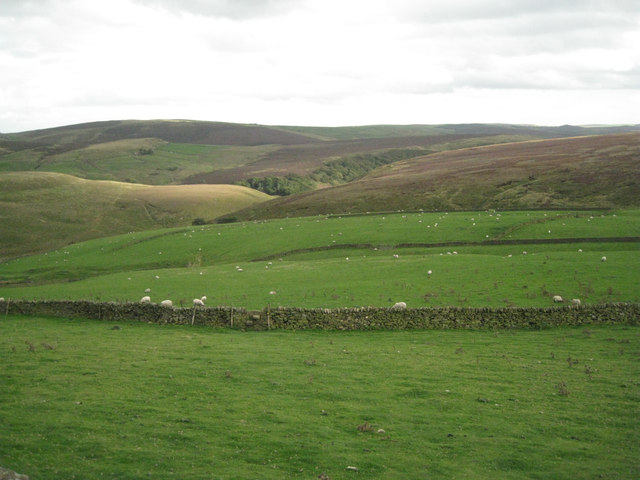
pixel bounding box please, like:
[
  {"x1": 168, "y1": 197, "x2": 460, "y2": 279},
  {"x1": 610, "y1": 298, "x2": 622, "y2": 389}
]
[
  {"x1": 240, "y1": 148, "x2": 430, "y2": 196},
  {"x1": 239, "y1": 174, "x2": 315, "y2": 196},
  {"x1": 310, "y1": 148, "x2": 428, "y2": 185}
]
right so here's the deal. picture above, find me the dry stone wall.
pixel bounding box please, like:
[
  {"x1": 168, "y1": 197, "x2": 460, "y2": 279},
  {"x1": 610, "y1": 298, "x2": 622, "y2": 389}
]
[{"x1": 1, "y1": 299, "x2": 638, "y2": 330}]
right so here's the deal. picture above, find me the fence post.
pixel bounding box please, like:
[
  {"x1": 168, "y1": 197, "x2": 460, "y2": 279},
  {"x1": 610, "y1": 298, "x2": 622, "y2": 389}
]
[{"x1": 267, "y1": 303, "x2": 271, "y2": 330}]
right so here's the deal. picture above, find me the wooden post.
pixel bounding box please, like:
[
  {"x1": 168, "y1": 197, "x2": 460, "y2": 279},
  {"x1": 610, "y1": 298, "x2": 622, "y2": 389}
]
[
  {"x1": 191, "y1": 306, "x2": 196, "y2": 325},
  {"x1": 5, "y1": 298, "x2": 10, "y2": 316},
  {"x1": 230, "y1": 305, "x2": 234, "y2": 328},
  {"x1": 267, "y1": 303, "x2": 271, "y2": 330}
]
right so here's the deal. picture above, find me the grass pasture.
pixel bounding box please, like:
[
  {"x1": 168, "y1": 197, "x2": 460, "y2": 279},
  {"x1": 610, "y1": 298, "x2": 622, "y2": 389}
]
[
  {"x1": 1, "y1": 316, "x2": 638, "y2": 479},
  {"x1": 1, "y1": 209, "x2": 638, "y2": 308}
]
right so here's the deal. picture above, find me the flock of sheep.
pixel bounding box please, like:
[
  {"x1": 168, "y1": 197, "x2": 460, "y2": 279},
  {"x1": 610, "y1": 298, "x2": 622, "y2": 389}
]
[
  {"x1": 137, "y1": 254, "x2": 609, "y2": 309},
  {"x1": 140, "y1": 293, "x2": 207, "y2": 308}
]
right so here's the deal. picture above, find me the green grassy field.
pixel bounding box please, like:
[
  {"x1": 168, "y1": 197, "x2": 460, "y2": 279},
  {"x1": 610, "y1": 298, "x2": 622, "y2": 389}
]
[
  {"x1": 1, "y1": 210, "x2": 638, "y2": 309},
  {"x1": 1, "y1": 316, "x2": 638, "y2": 479}
]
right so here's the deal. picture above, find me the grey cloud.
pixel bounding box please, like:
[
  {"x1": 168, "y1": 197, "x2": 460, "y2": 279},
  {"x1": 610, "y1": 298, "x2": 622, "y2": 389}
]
[
  {"x1": 393, "y1": 0, "x2": 637, "y2": 23},
  {"x1": 131, "y1": 0, "x2": 298, "y2": 19},
  {"x1": 0, "y1": 0, "x2": 54, "y2": 16},
  {"x1": 452, "y1": 63, "x2": 639, "y2": 91}
]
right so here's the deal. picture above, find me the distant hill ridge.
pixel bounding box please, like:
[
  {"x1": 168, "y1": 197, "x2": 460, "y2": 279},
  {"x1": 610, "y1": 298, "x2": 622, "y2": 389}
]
[
  {"x1": 3, "y1": 119, "x2": 639, "y2": 144},
  {"x1": 0, "y1": 119, "x2": 321, "y2": 151},
  {"x1": 1, "y1": 120, "x2": 639, "y2": 258}
]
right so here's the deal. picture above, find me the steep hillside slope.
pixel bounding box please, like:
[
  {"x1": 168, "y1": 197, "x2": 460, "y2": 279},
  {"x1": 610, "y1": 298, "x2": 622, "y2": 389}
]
[
  {"x1": 0, "y1": 172, "x2": 271, "y2": 259},
  {"x1": 182, "y1": 134, "x2": 535, "y2": 185},
  {"x1": 230, "y1": 133, "x2": 640, "y2": 219}
]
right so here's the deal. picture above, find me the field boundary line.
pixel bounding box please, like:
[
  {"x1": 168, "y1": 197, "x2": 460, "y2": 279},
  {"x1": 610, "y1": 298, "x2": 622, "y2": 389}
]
[{"x1": 251, "y1": 236, "x2": 640, "y2": 261}]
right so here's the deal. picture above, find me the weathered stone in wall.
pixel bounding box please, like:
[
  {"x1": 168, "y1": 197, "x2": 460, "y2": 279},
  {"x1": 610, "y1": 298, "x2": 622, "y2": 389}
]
[{"x1": 0, "y1": 466, "x2": 29, "y2": 480}]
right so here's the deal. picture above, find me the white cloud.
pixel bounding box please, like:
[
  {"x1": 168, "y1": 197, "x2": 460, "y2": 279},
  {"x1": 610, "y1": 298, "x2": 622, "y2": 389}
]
[{"x1": 0, "y1": 0, "x2": 638, "y2": 132}]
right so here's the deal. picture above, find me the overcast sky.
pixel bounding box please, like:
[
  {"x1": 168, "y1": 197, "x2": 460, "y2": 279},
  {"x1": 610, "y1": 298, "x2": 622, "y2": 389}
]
[{"x1": 0, "y1": 0, "x2": 638, "y2": 132}]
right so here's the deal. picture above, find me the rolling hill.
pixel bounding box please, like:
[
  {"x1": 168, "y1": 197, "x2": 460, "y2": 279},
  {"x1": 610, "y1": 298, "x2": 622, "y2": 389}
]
[
  {"x1": 0, "y1": 171, "x2": 271, "y2": 259},
  {"x1": 229, "y1": 132, "x2": 640, "y2": 220},
  {"x1": 1, "y1": 120, "x2": 639, "y2": 259},
  {"x1": 2, "y1": 120, "x2": 638, "y2": 188}
]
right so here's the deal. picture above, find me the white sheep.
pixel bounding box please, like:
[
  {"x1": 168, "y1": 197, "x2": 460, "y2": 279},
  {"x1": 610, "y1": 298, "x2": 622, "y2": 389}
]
[
  {"x1": 571, "y1": 298, "x2": 581, "y2": 306},
  {"x1": 144, "y1": 288, "x2": 151, "y2": 293},
  {"x1": 140, "y1": 296, "x2": 151, "y2": 303},
  {"x1": 391, "y1": 301, "x2": 407, "y2": 310},
  {"x1": 427, "y1": 270, "x2": 432, "y2": 276},
  {"x1": 201, "y1": 296, "x2": 207, "y2": 302},
  {"x1": 160, "y1": 299, "x2": 173, "y2": 307},
  {"x1": 553, "y1": 295, "x2": 564, "y2": 303},
  {"x1": 0, "y1": 297, "x2": 4, "y2": 302},
  {"x1": 193, "y1": 298, "x2": 205, "y2": 306},
  {"x1": 601, "y1": 256, "x2": 607, "y2": 262}
]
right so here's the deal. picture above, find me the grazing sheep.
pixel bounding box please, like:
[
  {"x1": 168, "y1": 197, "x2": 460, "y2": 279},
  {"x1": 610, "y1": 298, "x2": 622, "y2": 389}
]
[
  {"x1": 571, "y1": 298, "x2": 581, "y2": 306},
  {"x1": 140, "y1": 296, "x2": 151, "y2": 303},
  {"x1": 0, "y1": 297, "x2": 4, "y2": 302},
  {"x1": 160, "y1": 299, "x2": 173, "y2": 307},
  {"x1": 391, "y1": 301, "x2": 407, "y2": 310},
  {"x1": 553, "y1": 295, "x2": 564, "y2": 303},
  {"x1": 193, "y1": 298, "x2": 205, "y2": 306},
  {"x1": 201, "y1": 296, "x2": 207, "y2": 302},
  {"x1": 144, "y1": 288, "x2": 151, "y2": 293},
  {"x1": 427, "y1": 270, "x2": 432, "y2": 276},
  {"x1": 601, "y1": 256, "x2": 607, "y2": 262}
]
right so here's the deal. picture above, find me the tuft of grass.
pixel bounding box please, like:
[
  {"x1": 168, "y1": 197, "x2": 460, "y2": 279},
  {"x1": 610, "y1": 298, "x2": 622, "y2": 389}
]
[{"x1": 555, "y1": 381, "x2": 570, "y2": 396}]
